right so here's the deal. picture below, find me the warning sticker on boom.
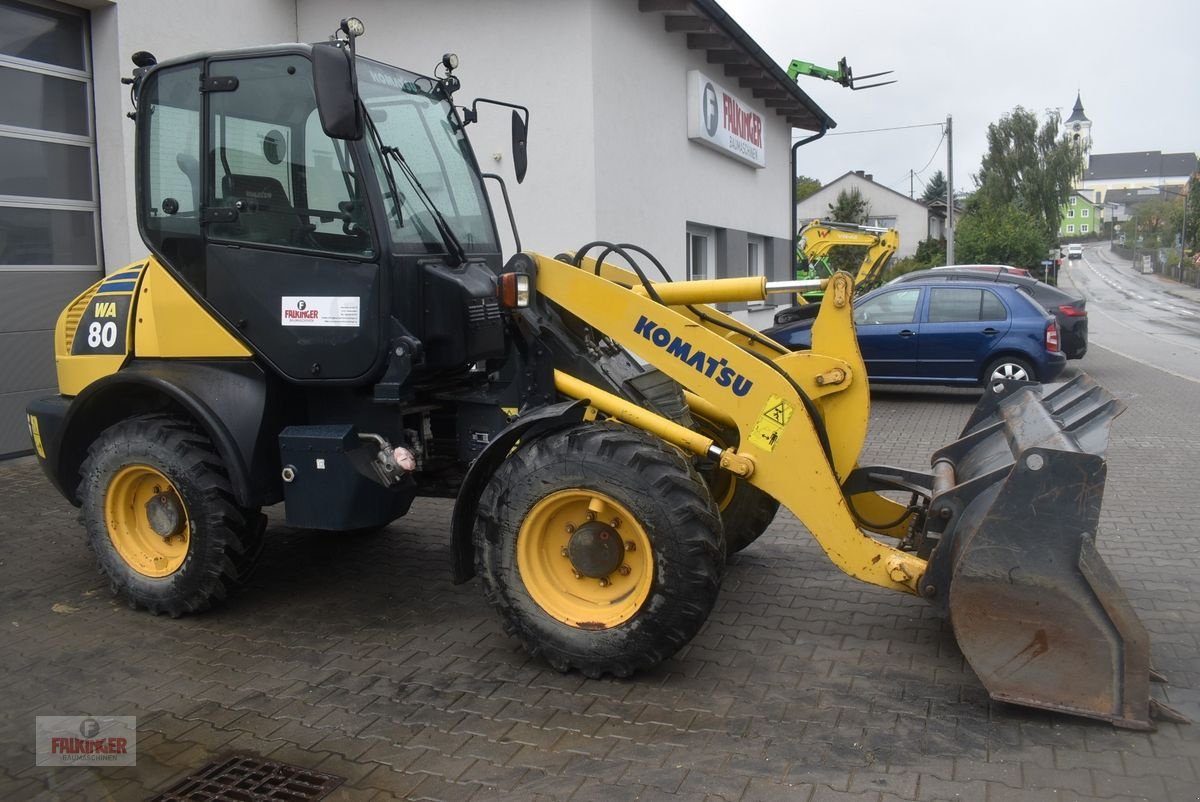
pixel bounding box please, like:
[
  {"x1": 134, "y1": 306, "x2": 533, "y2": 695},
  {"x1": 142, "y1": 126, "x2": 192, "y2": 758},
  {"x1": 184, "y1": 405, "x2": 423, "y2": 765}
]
[
  {"x1": 748, "y1": 394, "x2": 793, "y2": 452},
  {"x1": 281, "y1": 296, "x2": 360, "y2": 327}
]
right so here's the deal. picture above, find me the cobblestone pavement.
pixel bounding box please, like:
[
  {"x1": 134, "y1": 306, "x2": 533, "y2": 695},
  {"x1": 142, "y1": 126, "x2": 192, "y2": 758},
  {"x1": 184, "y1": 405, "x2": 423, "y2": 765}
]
[{"x1": 2, "y1": 344, "x2": 1198, "y2": 801}]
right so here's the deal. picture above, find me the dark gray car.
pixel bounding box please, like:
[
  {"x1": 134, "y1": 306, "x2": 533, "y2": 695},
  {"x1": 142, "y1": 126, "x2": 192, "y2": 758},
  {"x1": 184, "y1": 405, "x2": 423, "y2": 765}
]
[{"x1": 888, "y1": 266, "x2": 1088, "y2": 359}]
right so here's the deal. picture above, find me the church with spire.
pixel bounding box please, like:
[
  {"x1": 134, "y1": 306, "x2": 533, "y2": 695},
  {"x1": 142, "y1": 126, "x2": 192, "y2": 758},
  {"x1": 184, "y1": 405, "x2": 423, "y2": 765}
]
[
  {"x1": 1058, "y1": 92, "x2": 1198, "y2": 239},
  {"x1": 1063, "y1": 93, "x2": 1092, "y2": 152}
]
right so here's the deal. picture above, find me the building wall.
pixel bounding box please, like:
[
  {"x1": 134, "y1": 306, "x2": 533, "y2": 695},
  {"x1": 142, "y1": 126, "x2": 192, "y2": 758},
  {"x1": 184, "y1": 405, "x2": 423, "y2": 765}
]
[
  {"x1": 589, "y1": 1, "x2": 793, "y2": 279},
  {"x1": 296, "y1": 0, "x2": 598, "y2": 261},
  {"x1": 795, "y1": 173, "x2": 927, "y2": 259}
]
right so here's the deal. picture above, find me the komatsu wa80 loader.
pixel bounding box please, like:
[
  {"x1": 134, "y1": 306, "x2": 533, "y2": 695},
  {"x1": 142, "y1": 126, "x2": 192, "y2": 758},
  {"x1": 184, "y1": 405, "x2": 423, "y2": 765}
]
[{"x1": 26, "y1": 21, "x2": 1182, "y2": 730}]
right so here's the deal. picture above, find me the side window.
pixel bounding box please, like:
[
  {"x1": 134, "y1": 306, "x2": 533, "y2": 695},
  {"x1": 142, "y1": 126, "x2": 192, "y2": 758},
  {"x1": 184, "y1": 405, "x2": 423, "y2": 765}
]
[
  {"x1": 141, "y1": 61, "x2": 203, "y2": 278},
  {"x1": 206, "y1": 55, "x2": 372, "y2": 256},
  {"x1": 928, "y1": 288, "x2": 982, "y2": 322},
  {"x1": 854, "y1": 288, "x2": 920, "y2": 325},
  {"x1": 928, "y1": 288, "x2": 1008, "y2": 322},
  {"x1": 980, "y1": 290, "x2": 1007, "y2": 321}
]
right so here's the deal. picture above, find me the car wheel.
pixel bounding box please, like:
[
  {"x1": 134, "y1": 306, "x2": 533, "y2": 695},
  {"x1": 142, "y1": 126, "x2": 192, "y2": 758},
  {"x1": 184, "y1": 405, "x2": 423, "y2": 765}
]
[{"x1": 984, "y1": 356, "x2": 1035, "y2": 384}]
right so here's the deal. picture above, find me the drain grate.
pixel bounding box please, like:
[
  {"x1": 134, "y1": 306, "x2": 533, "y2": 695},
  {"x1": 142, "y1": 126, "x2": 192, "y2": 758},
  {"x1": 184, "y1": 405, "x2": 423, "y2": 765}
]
[{"x1": 148, "y1": 754, "x2": 344, "y2": 802}]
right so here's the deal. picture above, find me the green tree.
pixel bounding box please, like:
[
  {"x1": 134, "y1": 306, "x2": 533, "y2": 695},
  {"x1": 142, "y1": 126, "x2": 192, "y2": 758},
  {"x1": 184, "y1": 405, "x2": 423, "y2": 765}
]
[
  {"x1": 828, "y1": 187, "x2": 870, "y2": 224},
  {"x1": 921, "y1": 170, "x2": 948, "y2": 205},
  {"x1": 974, "y1": 107, "x2": 1082, "y2": 247},
  {"x1": 1183, "y1": 172, "x2": 1199, "y2": 257},
  {"x1": 795, "y1": 175, "x2": 821, "y2": 203},
  {"x1": 954, "y1": 200, "x2": 1046, "y2": 268}
]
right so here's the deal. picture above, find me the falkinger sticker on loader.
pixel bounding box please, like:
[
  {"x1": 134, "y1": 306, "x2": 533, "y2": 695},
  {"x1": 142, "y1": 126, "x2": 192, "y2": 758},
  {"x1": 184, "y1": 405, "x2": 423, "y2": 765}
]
[{"x1": 26, "y1": 19, "x2": 1185, "y2": 729}]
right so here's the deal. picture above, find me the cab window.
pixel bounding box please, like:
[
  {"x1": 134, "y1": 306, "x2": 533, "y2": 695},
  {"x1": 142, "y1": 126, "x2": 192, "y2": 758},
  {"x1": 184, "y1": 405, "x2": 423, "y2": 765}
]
[{"x1": 205, "y1": 55, "x2": 373, "y2": 257}]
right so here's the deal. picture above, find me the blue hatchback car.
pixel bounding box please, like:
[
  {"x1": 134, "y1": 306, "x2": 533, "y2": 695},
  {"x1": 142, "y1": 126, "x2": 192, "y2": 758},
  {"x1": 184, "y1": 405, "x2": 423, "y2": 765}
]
[{"x1": 762, "y1": 280, "x2": 1067, "y2": 386}]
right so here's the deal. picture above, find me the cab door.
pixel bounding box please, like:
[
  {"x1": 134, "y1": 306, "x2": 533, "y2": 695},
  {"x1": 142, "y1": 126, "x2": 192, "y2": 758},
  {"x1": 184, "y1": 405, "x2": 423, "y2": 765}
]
[{"x1": 200, "y1": 54, "x2": 382, "y2": 383}]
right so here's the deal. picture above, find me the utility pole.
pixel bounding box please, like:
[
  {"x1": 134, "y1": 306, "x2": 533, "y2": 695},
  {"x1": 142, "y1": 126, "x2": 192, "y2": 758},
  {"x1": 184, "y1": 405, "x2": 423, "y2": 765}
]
[
  {"x1": 910, "y1": 169, "x2": 914, "y2": 199},
  {"x1": 946, "y1": 115, "x2": 955, "y2": 265}
]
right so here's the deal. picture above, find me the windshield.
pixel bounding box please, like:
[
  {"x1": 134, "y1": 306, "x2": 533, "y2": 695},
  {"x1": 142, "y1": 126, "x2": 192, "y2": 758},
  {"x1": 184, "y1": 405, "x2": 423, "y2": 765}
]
[{"x1": 356, "y1": 58, "x2": 498, "y2": 254}]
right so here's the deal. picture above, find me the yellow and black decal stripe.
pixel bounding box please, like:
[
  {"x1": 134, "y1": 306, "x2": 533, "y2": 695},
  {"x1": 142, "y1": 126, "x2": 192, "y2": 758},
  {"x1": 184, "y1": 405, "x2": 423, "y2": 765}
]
[{"x1": 69, "y1": 264, "x2": 146, "y2": 357}]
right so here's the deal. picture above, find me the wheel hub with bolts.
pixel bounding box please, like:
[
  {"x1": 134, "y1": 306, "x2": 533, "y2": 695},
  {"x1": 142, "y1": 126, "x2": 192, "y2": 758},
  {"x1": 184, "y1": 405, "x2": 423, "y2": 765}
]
[
  {"x1": 516, "y1": 488, "x2": 653, "y2": 629},
  {"x1": 144, "y1": 489, "x2": 185, "y2": 539},
  {"x1": 566, "y1": 521, "x2": 625, "y2": 578}
]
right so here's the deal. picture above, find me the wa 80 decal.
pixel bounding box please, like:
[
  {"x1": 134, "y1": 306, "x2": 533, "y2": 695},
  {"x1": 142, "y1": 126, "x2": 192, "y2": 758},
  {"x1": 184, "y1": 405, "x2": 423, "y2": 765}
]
[{"x1": 633, "y1": 316, "x2": 753, "y2": 397}]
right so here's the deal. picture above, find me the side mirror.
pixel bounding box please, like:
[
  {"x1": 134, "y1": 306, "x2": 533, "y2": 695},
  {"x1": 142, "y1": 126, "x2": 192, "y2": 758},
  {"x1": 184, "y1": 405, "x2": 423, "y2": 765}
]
[
  {"x1": 311, "y1": 42, "x2": 362, "y2": 140},
  {"x1": 511, "y1": 110, "x2": 528, "y2": 184}
]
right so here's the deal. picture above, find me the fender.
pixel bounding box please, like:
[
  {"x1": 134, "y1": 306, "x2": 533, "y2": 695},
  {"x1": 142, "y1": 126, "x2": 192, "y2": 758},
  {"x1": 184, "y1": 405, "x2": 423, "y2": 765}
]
[
  {"x1": 47, "y1": 360, "x2": 276, "y2": 509},
  {"x1": 450, "y1": 400, "x2": 587, "y2": 583}
]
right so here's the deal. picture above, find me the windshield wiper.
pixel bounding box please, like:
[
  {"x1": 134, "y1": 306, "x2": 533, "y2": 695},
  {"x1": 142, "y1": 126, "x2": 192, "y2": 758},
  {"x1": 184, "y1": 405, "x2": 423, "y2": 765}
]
[
  {"x1": 364, "y1": 114, "x2": 405, "y2": 232},
  {"x1": 380, "y1": 144, "x2": 468, "y2": 267}
]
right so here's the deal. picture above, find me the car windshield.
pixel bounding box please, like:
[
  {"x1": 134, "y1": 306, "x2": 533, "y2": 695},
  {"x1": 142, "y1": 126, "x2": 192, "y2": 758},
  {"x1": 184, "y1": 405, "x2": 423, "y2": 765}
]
[{"x1": 356, "y1": 58, "x2": 498, "y2": 254}]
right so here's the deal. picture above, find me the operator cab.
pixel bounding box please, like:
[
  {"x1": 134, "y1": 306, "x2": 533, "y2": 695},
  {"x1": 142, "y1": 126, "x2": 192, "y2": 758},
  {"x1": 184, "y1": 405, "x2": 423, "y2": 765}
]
[{"x1": 133, "y1": 21, "x2": 523, "y2": 385}]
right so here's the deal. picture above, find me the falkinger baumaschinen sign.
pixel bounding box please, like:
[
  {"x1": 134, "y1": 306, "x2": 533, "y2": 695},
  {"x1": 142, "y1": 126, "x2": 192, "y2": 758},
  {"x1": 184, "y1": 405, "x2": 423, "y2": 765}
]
[{"x1": 686, "y1": 70, "x2": 765, "y2": 168}]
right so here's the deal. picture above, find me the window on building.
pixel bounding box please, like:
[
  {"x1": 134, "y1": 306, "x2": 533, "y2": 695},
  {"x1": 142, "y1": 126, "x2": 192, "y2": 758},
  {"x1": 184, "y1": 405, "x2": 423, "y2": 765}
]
[
  {"x1": 1067, "y1": 209, "x2": 1074, "y2": 218},
  {"x1": 1081, "y1": 208, "x2": 1089, "y2": 218},
  {"x1": 1081, "y1": 224, "x2": 1089, "y2": 234},
  {"x1": 867, "y1": 216, "x2": 897, "y2": 229},
  {"x1": 0, "y1": 0, "x2": 97, "y2": 270},
  {"x1": 686, "y1": 225, "x2": 713, "y2": 281},
  {"x1": 747, "y1": 236, "x2": 764, "y2": 306},
  {"x1": 1067, "y1": 224, "x2": 1075, "y2": 233},
  {"x1": 1069, "y1": 197, "x2": 1077, "y2": 206}
]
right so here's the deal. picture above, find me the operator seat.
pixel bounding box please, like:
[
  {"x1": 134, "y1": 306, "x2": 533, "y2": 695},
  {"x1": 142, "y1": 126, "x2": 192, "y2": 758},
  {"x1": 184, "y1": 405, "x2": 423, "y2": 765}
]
[{"x1": 220, "y1": 173, "x2": 312, "y2": 246}]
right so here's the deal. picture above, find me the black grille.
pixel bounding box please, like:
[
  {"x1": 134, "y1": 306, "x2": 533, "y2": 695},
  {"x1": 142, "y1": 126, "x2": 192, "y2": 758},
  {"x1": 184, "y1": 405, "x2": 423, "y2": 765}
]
[
  {"x1": 148, "y1": 755, "x2": 343, "y2": 802},
  {"x1": 467, "y1": 297, "x2": 502, "y2": 327}
]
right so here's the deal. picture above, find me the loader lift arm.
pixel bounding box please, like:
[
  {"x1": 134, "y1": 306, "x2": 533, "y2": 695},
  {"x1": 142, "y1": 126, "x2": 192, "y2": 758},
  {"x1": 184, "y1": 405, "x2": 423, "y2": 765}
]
[{"x1": 528, "y1": 253, "x2": 1183, "y2": 730}]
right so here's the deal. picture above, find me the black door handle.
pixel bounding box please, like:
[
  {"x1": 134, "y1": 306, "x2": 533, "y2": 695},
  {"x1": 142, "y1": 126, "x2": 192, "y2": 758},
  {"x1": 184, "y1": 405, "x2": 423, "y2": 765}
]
[
  {"x1": 982, "y1": 327, "x2": 998, "y2": 335},
  {"x1": 898, "y1": 329, "x2": 915, "y2": 337}
]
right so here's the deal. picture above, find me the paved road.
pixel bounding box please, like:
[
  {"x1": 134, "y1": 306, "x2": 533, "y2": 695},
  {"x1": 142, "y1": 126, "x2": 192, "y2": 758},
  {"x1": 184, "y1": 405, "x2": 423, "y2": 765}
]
[
  {"x1": 1060, "y1": 245, "x2": 1200, "y2": 383},
  {"x1": 2, "y1": 347, "x2": 1198, "y2": 801}
]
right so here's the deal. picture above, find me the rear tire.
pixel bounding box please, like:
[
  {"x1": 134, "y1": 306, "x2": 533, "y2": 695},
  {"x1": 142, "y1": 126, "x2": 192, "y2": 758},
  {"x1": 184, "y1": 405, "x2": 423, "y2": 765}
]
[
  {"x1": 984, "y1": 355, "x2": 1035, "y2": 385},
  {"x1": 474, "y1": 422, "x2": 724, "y2": 678},
  {"x1": 78, "y1": 414, "x2": 263, "y2": 617}
]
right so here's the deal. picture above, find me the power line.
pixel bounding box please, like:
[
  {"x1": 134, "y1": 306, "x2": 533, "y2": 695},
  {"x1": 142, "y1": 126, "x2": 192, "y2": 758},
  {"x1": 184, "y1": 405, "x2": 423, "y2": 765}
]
[
  {"x1": 914, "y1": 131, "x2": 946, "y2": 176},
  {"x1": 793, "y1": 120, "x2": 944, "y2": 138}
]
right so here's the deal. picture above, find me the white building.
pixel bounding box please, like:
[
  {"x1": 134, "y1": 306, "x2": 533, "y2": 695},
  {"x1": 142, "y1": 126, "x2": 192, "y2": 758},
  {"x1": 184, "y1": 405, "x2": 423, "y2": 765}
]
[
  {"x1": 0, "y1": 0, "x2": 833, "y2": 454},
  {"x1": 795, "y1": 171, "x2": 945, "y2": 259}
]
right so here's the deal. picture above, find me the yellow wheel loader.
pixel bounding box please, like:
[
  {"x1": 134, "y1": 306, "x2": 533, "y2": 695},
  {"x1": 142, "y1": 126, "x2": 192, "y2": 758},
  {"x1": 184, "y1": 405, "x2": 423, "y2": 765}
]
[
  {"x1": 775, "y1": 218, "x2": 899, "y2": 324},
  {"x1": 26, "y1": 21, "x2": 1184, "y2": 728}
]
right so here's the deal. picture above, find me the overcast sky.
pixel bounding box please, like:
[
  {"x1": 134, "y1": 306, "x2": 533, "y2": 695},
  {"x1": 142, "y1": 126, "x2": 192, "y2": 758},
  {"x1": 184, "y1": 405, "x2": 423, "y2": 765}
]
[{"x1": 720, "y1": 0, "x2": 1200, "y2": 198}]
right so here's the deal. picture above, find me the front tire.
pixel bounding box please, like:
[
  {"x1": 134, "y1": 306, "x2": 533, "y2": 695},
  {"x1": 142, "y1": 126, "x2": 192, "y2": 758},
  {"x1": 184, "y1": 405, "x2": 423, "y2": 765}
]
[
  {"x1": 474, "y1": 422, "x2": 724, "y2": 678},
  {"x1": 78, "y1": 414, "x2": 264, "y2": 617}
]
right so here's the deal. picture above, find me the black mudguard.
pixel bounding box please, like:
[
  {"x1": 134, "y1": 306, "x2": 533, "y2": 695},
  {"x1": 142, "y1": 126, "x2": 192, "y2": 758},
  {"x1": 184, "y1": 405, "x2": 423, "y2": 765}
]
[
  {"x1": 36, "y1": 360, "x2": 277, "y2": 509},
  {"x1": 450, "y1": 400, "x2": 588, "y2": 584}
]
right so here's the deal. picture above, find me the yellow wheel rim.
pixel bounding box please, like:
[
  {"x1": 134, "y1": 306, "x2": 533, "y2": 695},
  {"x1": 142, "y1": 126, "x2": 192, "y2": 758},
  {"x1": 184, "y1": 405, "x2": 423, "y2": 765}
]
[
  {"x1": 104, "y1": 465, "x2": 190, "y2": 578},
  {"x1": 517, "y1": 489, "x2": 653, "y2": 629}
]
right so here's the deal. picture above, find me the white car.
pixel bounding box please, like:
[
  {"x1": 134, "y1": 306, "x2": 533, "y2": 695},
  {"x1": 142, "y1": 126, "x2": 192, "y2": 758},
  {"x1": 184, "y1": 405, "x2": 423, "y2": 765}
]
[{"x1": 1067, "y1": 244, "x2": 1084, "y2": 260}]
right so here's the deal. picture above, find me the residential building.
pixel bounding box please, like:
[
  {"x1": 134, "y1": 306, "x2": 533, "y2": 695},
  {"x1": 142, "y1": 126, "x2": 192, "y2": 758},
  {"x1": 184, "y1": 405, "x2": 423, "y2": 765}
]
[
  {"x1": 794, "y1": 170, "x2": 945, "y2": 259},
  {"x1": 0, "y1": 0, "x2": 832, "y2": 454},
  {"x1": 1058, "y1": 190, "x2": 1102, "y2": 239}
]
